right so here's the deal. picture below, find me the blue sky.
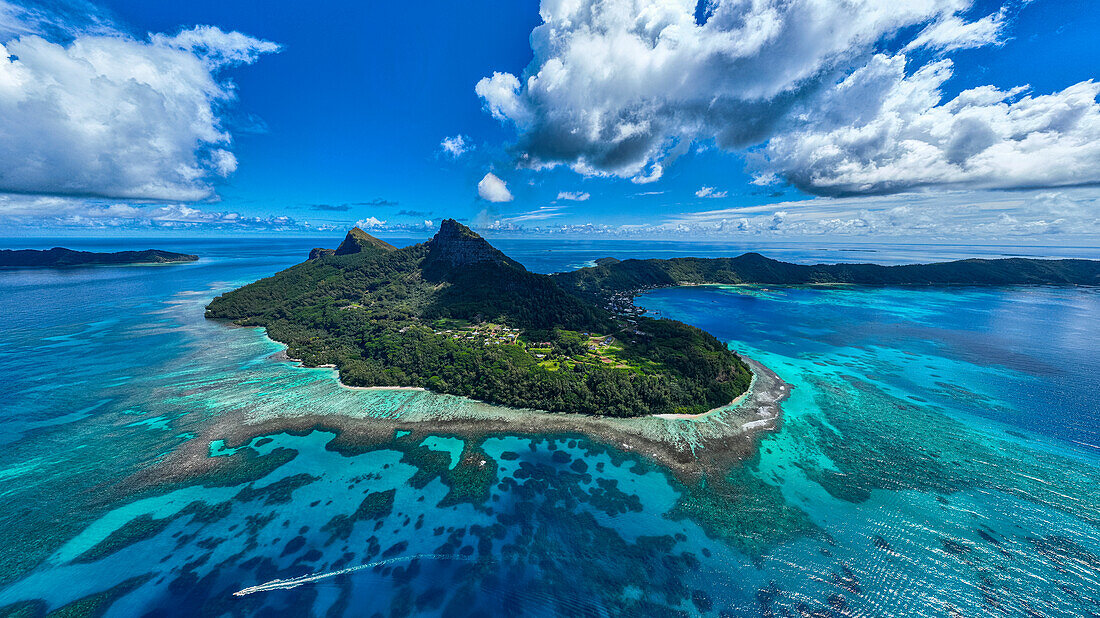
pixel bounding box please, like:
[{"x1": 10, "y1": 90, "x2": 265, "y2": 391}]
[{"x1": 0, "y1": 0, "x2": 1098, "y2": 241}]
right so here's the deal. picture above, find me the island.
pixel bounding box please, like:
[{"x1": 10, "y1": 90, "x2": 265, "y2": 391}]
[
  {"x1": 194, "y1": 224, "x2": 1100, "y2": 478},
  {"x1": 207, "y1": 222, "x2": 1100, "y2": 421},
  {"x1": 0, "y1": 247, "x2": 198, "y2": 268},
  {"x1": 206, "y1": 221, "x2": 753, "y2": 417},
  {"x1": 553, "y1": 251, "x2": 1100, "y2": 300}
]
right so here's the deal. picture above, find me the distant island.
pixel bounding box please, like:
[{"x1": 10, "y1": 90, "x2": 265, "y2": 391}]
[
  {"x1": 206, "y1": 221, "x2": 752, "y2": 417},
  {"x1": 0, "y1": 247, "x2": 198, "y2": 268},
  {"x1": 554, "y1": 252, "x2": 1100, "y2": 300}
]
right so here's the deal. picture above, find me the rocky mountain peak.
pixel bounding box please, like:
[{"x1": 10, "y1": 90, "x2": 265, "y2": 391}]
[
  {"x1": 333, "y1": 228, "x2": 397, "y2": 256},
  {"x1": 425, "y1": 219, "x2": 525, "y2": 271}
]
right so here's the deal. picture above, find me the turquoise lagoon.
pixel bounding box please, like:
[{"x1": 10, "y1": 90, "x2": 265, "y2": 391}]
[{"x1": 0, "y1": 238, "x2": 1098, "y2": 616}]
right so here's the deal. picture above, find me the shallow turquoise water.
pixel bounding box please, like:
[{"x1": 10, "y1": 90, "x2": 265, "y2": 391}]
[{"x1": 0, "y1": 239, "x2": 1098, "y2": 616}]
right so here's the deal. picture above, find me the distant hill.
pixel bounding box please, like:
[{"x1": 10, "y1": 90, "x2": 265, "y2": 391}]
[
  {"x1": 206, "y1": 220, "x2": 751, "y2": 417},
  {"x1": 0, "y1": 247, "x2": 198, "y2": 268},
  {"x1": 553, "y1": 252, "x2": 1100, "y2": 299}
]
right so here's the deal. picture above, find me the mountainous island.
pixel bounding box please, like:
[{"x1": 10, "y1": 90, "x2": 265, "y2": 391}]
[
  {"x1": 0, "y1": 247, "x2": 198, "y2": 268},
  {"x1": 554, "y1": 252, "x2": 1100, "y2": 300},
  {"x1": 206, "y1": 222, "x2": 752, "y2": 417},
  {"x1": 207, "y1": 222, "x2": 1099, "y2": 419}
]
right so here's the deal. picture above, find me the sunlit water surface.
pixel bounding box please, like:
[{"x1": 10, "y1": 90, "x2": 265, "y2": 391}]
[{"x1": 0, "y1": 237, "x2": 1098, "y2": 616}]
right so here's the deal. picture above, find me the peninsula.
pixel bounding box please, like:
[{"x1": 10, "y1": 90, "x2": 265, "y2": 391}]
[
  {"x1": 0, "y1": 247, "x2": 198, "y2": 268},
  {"x1": 206, "y1": 221, "x2": 753, "y2": 417}
]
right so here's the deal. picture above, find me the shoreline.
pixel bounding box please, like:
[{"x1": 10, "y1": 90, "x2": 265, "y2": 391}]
[
  {"x1": 652, "y1": 371, "x2": 757, "y2": 420},
  {"x1": 155, "y1": 298, "x2": 789, "y2": 488},
  {"x1": 272, "y1": 339, "x2": 770, "y2": 429},
  {"x1": 346, "y1": 385, "x2": 428, "y2": 392},
  {"x1": 145, "y1": 349, "x2": 788, "y2": 486},
  {"x1": 267, "y1": 350, "x2": 458, "y2": 393}
]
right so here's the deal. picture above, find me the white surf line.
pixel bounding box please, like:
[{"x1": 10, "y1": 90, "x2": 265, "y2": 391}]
[
  {"x1": 233, "y1": 554, "x2": 480, "y2": 597},
  {"x1": 1071, "y1": 440, "x2": 1100, "y2": 451}
]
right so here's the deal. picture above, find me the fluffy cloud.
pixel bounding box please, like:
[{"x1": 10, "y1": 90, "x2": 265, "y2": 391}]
[
  {"x1": 439, "y1": 134, "x2": 469, "y2": 158},
  {"x1": 477, "y1": 172, "x2": 513, "y2": 202},
  {"x1": 695, "y1": 186, "x2": 727, "y2": 199},
  {"x1": 556, "y1": 191, "x2": 590, "y2": 201},
  {"x1": 0, "y1": 194, "x2": 304, "y2": 230},
  {"x1": 757, "y1": 57, "x2": 1100, "y2": 195},
  {"x1": 473, "y1": 189, "x2": 1100, "y2": 239},
  {"x1": 0, "y1": 18, "x2": 278, "y2": 201},
  {"x1": 477, "y1": 0, "x2": 1001, "y2": 181},
  {"x1": 659, "y1": 189, "x2": 1100, "y2": 238},
  {"x1": 476, "y1": 0, "x2": 1099, "y2": 197},
  {"x1": 356, "y1": 216, "x2": 387, "y2": 229}
]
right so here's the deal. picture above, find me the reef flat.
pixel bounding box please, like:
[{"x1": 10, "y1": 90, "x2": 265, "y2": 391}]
[{"x1": 141, "y1": 355, "x2": 787, "y2": 487}]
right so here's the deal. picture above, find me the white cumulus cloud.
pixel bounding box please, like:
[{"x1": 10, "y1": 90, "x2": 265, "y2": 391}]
[
  {"x1": 0, "y1": 18, "x2": 278, "y2": 201},
  {"x1": 439, "y1": 134, "x2": 469, "y2": 158},
  {"x1": 356, "y1": 217, "x2": 387, "y2": 228},
  {"x1": 477, "y1": 172, "x2": 513, "y2": 202},
  {"x1": 0, "y1": 194, "x2": 304, "y2": 230},
  {"x1": 757, "y1": 56, "x2": 1100, "y2": 195},
  {"x1": 475, "y1": 0, "x2": 1097, "y2": 197},
  {"x1": 659, "y1": 189, "x2": 1100, "y2": 238},
  {"x1": 462, "y1": 188, "x2": 1100, "y2": 240}
]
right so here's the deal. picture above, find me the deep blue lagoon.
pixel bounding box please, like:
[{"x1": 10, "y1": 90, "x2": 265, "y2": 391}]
[{"x1": 0, "y1": 238, "x2": 1098, "y2": 616}]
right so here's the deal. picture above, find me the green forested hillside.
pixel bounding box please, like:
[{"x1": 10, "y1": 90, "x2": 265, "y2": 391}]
[
  {"x1": 206, "y1": 220, "x2": 751, "y2": 417},
  {"x1": 207, "y1": 222, "x2": 1098, "y2": 416},
  {"x1": 552, "y1": 252, "x2": 1100, "y2": 299},
  {"x1": 0, "y1": 247, "x2": 197, "y2": 268}
]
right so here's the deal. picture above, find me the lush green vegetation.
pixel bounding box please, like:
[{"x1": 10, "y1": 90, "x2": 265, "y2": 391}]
[
  {"x1": 206, "y1": 220, "x2": 751, "y2": 417},
  {"x1": 553, "y1": 252, "x2": 1100, "y2": 300},
  {"x1": 0, "y1": 247, "x2": 197, "y2": 268}
]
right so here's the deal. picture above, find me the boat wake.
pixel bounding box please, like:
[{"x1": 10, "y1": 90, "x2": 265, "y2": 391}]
[{"x1": 232, "y1": 554, "x2": 483, "y2": 596}]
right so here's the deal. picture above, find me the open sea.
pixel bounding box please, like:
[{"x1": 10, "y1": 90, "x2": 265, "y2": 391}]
[{"x1": 0, "y1": 236, "x2": 1098, "y2": 616}]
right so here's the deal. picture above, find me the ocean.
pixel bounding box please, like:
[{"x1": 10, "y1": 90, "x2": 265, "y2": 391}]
[{"x1": 0, "y1": 237, "x2": 1097, "y2": 616}]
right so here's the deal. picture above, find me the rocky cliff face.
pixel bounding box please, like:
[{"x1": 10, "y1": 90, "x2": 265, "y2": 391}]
[
  {"x1": 334, "y1": 228, "x2": 397, "y2": 256},
  {"x1": 424, "y1": 219, "x2": 524, "y2": 272},
  {"x1": 308, "y1": 247, "x2": 336, "y2": 260}
]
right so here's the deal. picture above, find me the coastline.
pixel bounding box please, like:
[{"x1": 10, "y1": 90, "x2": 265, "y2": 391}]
[
  {"x1": 161, "y1": 287, "x2": 788, "y2": 488},
  {"x1": 652, "y1": 371, "x2": 756, "y2": 420},
  {"x1": 270, "y1": 332, "x2": 775, "y2": 434},
  {"x1": 146, "y1": 347, "x2": 788, "y2": 485},
  {"x1": 346, "y1": 385, "x2": 428, "y2": 392},
  {"x1": 0, "y1": 259, "x2": 198, "y2": 270}
]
